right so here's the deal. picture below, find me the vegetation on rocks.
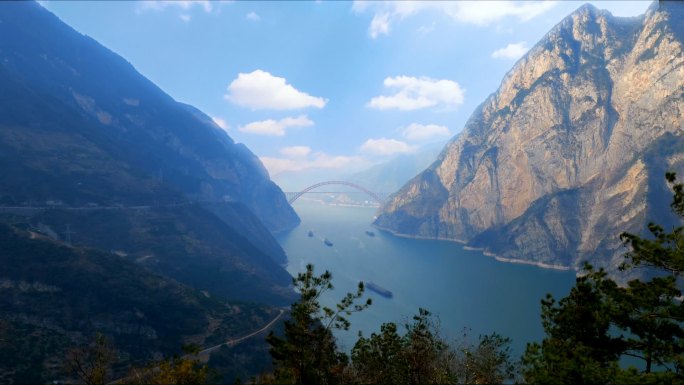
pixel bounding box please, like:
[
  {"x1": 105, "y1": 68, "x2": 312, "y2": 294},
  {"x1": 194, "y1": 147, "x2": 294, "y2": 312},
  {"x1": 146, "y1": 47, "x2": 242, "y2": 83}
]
[{"x1": 521, "y1": 173, "x2": 684, "y2": 384}]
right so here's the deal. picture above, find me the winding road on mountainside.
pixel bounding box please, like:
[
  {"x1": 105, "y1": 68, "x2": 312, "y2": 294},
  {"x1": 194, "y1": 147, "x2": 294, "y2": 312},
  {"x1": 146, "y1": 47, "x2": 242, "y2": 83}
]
[
  {"x1": 196, "y1": 308, "x2": 286, "y2": 358},
  {"x1": 108, "y1": 308, "x2": 286, "y2": 384}
]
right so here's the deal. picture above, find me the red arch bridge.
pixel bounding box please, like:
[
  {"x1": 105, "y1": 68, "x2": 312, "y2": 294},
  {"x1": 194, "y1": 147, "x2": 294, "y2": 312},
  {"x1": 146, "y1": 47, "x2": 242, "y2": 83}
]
[{"x1": 284, "y1": 181, "x2": 389, "y2": 205}]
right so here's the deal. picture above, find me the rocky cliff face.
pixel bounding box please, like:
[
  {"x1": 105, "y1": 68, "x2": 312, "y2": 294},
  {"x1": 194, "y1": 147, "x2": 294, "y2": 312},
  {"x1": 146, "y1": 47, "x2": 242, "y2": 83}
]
[{"x1": 376, "y1": 2, "x2": 684, "y2": 272}]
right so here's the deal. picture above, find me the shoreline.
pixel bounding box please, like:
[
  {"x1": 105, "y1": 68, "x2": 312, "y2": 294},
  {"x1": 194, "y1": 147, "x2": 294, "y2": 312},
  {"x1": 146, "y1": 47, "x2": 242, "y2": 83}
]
[
  {"x1": 328, "y1": 203, "x2": 380, "y2": 208},
  {"x1": 373, "y1": 224, "x2": 575, "y2": 273},
  {"x1": 295, "y1": 199, "x2": 380, "y2": 209},
  {"x1": 492, "y1": 255, "x2": 571, "y2": 271}
]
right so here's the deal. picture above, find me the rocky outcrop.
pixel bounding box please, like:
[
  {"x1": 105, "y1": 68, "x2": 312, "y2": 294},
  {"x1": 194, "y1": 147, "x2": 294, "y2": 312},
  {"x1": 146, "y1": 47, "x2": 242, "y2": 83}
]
[{"x1": 376, "y1": 2, "x2": 684, "y2": 273}]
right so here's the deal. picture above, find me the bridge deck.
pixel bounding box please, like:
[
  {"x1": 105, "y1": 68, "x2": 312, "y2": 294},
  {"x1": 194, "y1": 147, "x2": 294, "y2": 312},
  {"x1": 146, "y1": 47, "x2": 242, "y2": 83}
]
[{"x1": 283, "y1": 181, "x2": 389, "y2": 204}]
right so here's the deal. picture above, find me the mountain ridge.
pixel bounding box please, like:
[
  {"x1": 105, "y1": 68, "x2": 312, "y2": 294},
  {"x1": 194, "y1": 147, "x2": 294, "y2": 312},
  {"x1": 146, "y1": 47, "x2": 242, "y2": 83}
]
[
  {"x1": 0, "y1": 1, "x2": 299, "y2": 231},
  {"x1": 0, "y1": 1, "x2": 299, "y2": 304},
  {"x1": 375, "y1": 1, "x2": 684, "y2": 273},
  {"x1": 0, "y1": 2, "x2": 305, "y2": 381}
]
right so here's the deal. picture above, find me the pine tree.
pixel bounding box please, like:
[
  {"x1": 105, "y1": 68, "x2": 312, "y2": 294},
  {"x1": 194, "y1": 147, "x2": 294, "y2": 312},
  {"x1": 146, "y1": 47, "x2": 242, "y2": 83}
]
[
  {"x1": 351, "y1": 309, "x2": 515, "y2": 384},
  {"x1": 522, "y1": 173, "x2": 684, "y2": 384},
  {"x1": 266, "y1": 263, "x2": 371, "y2": 385},
  {"x1": 520, "y1": 267, "x2": 623, "y2": 384}
]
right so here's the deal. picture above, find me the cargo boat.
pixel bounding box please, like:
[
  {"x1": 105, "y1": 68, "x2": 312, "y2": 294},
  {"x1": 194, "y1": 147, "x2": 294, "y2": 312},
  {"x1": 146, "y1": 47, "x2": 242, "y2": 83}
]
[
  {"x1": 324, "y1": 238, "x2": 333, "y2": 247},
  {"x1": 365, "y1": 281, "x2": 392, "y2": 298}
]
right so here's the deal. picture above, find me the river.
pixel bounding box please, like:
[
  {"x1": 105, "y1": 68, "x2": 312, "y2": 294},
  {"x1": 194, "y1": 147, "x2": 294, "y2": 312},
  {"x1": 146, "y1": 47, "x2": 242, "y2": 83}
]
[{"x1": 276, "y1": 200, "x2": 576, "y2": 357}]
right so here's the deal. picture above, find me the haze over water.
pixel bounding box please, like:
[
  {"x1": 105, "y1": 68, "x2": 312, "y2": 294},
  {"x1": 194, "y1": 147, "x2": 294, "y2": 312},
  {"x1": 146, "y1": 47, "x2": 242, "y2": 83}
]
[{"x1": 277, "y1": 200, "x2": 576, "y2": 357}]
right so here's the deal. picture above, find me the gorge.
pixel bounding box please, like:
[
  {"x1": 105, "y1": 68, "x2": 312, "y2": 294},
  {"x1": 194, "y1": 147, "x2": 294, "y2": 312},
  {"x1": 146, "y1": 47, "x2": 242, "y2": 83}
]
[{"x1": 375, "y1": 1, "x2": 684, "y2": 275}]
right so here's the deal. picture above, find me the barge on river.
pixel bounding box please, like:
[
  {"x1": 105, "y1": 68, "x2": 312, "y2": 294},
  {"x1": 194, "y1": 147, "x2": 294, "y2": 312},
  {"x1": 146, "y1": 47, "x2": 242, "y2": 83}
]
[{"x1": 365, "y1": 281, "x2": 392, "y2": 298}]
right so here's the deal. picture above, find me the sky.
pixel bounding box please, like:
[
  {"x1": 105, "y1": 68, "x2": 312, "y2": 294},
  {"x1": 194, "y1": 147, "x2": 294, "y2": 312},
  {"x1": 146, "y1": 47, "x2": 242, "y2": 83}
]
[{"x1": 40, "y1": 0, "x2": 652, "y2": 182}]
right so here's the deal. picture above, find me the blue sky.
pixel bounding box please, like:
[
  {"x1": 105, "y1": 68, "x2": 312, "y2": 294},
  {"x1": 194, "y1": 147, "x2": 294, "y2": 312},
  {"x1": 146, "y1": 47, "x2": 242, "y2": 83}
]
[{"x1": 41, "y1": 1, "x2": 651, "y2": 180}]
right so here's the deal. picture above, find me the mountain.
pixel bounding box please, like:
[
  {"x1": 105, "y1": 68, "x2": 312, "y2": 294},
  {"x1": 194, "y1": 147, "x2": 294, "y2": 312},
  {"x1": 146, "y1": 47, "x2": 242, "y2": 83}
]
[
  {"x1": 375, "y1": 1, "x2": 684, "y2": 273},
  {"x1": 0, "y1": 223, "x2": 280, "y2": 384},
  {"x1": 348, "y1": 143, "x2": 445, "y2": 194},
  {"x1": 0, "y1": 2, "x2": 299, "y2": 304},
  {"x1": 0, "y1": 1, "x2": 298, "y2": 231},
  {"x1": 271, "y1": 145, "x2": 442, "y2": 206}
]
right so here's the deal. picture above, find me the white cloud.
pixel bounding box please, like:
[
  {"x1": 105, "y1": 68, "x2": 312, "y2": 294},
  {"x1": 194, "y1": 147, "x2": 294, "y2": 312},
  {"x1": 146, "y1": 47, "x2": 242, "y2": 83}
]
[
  {"x1": 360, "y1": 138, "x2": 415, "y2": 155},
  {"x1": 261, "y1": 152, "x2": 368, "y2": 176},
  {"x1": 225, "y1": 70, "x2": 327, "y2": 110},
  {"x1": 417, "y1": 22, "x2": 436, "y2": 35},
  {"x1": 368, "y1": 76, "x2": 464, "y2": 111},
  {"x1": 246, "y1": 11, "x2": 260, "y2": 21},
  {"x1": 353, "y1": 1, "x2": 557, "y2": 38},
  {"x1": 351, "y1": 1, "x2": 370, "y2": 13},
  {"x1": 259, "y1": 158, "x2": 300, "y2": 176},
  {"x1": 211, "y1": 116, "x2": 229, "y2": 131},
  {"x1": 492, "y1": 41, "x2": 529, "y2": 60},
  {"x1": 369, "y1": 13, "x2": 391, "y2": 38},
  {"x1": 179, "y1": 13, "x2": 191, "y2": 22},
  {"x1": 448, "y1": 1, "x2": 556, "y2": 25},
  {"x1": 401, "y1": 123, "x2": 450, "y2": 141},
  {"x1": 280, "y1": 146, "x2": 312, "y2": 158},
  {"x1": 136, "y1": 0, "x2": 213, "y2": 14},
  {"x1": 239, "y1": 115, "x2": 313, "y2": 136}
]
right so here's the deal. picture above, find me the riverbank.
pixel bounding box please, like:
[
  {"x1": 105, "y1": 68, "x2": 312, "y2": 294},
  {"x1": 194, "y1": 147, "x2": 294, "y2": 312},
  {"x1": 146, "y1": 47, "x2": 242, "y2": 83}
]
[
  {"x1": 374, "y1": 224, "x2": 574, "y2": 272},
  {"x1": 279, "y1": 201, "x2": 577, "y2": 357},
  {"x1": 296, "y1": 197, "x2": 380, "y2": 209}
]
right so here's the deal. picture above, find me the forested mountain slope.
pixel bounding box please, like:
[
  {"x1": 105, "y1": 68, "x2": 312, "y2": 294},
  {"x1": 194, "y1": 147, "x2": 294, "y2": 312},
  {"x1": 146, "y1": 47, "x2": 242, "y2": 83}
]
[{"x1": 0, "y1": 1, "x2": 300, "y2": 304}]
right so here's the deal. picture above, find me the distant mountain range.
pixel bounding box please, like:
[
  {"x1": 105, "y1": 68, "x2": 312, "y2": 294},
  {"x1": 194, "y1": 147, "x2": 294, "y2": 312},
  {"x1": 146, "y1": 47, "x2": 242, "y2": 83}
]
[
  {"x1": 348, "y1": 143, "x2": 444, "y2": 194},
  {"x1": 376, "y1": 1, "x2": 684, "y2": 274},
  {"x1": 0, "y1": 1, "x2": 301, "y2": 381},
  {"x1": 273, "y1": 144, "x2": 443, "y2": 202}
]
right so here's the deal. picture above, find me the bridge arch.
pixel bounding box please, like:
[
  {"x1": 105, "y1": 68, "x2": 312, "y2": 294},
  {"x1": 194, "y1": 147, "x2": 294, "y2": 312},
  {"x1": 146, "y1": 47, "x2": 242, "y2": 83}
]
[{"x1": 287, "y1": 181, "x2": 384, "y2": 204}]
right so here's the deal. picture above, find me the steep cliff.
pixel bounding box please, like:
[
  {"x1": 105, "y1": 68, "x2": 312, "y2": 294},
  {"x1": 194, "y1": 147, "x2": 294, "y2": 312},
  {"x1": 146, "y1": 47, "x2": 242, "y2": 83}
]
[
  {"x1": 0, "y1": 1, "x2": 298, "y2": 305},
  {"x1": 0, "y1": 1, "x2": 299, "y2": 232},
  {"x1": 376, "y1": 2, "x2": 684, "y2": 272}
]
